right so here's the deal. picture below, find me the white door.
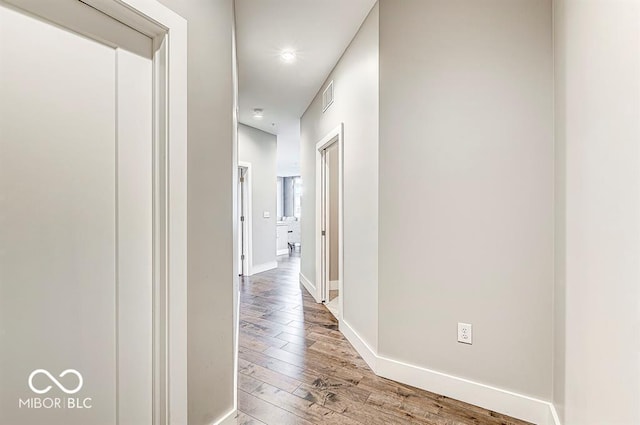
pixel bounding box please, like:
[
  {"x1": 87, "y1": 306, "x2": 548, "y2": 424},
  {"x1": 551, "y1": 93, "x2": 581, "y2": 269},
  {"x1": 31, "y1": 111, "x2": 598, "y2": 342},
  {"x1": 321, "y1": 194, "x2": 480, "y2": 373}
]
[
  {"x1": 320, "y1": 146, "x2": 329, "y2": 302},
  {"x1": 326, "y1": 144, "x2": 339, "y2": 302},
  {"x1": 0, "y1": 2, "x2": 153, "y2": 424},
  {"x1": 320, "y1": 143, "x2": 339, "y2": 305},
  {"x1": 238, "y1": 167, "x2": 246, "y2": 275}
]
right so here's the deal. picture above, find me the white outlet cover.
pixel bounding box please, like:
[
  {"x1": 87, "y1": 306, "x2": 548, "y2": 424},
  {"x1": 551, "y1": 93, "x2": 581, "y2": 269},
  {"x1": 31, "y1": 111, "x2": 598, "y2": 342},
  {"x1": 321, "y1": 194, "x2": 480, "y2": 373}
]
[
  {"x1": 263, "y1": 211, "x2": 270, "y2": 218},
  {"x1": 458, "y1": 323, "x2": 472, "y2": 344}
]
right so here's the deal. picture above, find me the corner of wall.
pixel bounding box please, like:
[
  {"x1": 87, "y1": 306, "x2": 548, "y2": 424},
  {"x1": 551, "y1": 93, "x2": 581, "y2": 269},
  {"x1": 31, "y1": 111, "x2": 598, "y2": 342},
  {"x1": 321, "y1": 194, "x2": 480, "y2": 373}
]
[
  {"x1": 155, "y1": 0, "x2": 237, "y2": 423},
  {"x1": 212, "y1": 408, "x2": 238, "y2": 425}
]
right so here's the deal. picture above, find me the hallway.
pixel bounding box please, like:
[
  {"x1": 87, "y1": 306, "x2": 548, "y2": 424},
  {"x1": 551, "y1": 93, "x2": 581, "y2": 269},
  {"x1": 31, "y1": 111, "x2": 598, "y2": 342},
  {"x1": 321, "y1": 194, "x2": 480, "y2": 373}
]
[{"x1": 237, "y1": 255, "x2": 531, "y2": 425}]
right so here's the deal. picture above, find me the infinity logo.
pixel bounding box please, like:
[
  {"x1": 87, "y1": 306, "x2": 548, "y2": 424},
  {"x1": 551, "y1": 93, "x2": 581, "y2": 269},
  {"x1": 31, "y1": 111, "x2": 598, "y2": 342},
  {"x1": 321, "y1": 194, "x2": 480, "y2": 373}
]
[{"x1": 28, "y1": 369, "x2": 83, "y2": 395}]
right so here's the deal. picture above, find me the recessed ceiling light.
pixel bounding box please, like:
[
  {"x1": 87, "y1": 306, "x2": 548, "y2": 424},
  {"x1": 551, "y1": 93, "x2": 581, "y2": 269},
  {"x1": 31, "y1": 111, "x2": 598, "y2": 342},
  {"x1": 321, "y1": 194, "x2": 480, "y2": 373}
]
[
  {"x1": 280, "y1": 50, "x2": 296, "y2": 63},
  {"x1": 253, "y1": 108, "x2": 264, "y2": 119}
]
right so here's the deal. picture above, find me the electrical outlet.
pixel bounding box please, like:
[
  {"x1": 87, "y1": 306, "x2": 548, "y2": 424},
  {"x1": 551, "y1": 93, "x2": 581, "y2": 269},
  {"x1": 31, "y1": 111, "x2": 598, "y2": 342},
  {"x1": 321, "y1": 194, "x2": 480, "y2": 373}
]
[{"x1": 457, "y1": 323, "x2": 472, "y2": 344}]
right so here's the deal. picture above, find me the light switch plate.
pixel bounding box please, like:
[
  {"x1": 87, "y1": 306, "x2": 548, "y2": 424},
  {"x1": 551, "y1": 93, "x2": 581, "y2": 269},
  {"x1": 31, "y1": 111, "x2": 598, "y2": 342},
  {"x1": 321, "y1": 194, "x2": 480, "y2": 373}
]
[{"x1": 263, "y1": 211, "x2": 270, "y2": 218}]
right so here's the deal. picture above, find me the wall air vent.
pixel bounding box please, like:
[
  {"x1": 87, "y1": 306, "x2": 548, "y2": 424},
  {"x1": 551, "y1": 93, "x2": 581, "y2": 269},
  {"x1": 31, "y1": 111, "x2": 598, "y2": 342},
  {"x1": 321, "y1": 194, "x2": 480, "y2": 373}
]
[{"x1": 322, "y1": 80, "x2": 334, "y2": 112}]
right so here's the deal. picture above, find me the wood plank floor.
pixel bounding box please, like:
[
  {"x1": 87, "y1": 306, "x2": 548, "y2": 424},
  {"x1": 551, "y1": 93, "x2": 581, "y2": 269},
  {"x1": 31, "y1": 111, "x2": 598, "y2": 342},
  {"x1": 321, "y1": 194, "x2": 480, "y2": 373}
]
[{"x1": 237, "y1": 254, "x2": 532, "y2": 425}]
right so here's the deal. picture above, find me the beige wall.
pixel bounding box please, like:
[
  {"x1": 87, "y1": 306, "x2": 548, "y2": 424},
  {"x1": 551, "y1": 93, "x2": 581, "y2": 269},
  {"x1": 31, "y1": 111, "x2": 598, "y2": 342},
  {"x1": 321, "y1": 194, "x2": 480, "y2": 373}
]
[
  {"x1": 554, "y1": 0, "x2": 640, "y2": 423},
  {"x1": 239, "y1": 124, "x2": 277, "y2": 269},
  {"x1": 300, "y1": 3, "x2": 379, "y2": 348},
  {"x1": 156, "y1": 0, "x2": 236, "y2": 423},
  {"x1": 379, "y1": 0, "x2": 554, "y2": 399}
]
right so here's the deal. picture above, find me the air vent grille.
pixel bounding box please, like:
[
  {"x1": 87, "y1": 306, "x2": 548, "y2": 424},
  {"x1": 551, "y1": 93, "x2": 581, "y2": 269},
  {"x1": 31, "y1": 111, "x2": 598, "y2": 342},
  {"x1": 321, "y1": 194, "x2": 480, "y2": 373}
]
[{"x1": 322, "y1": 80, "x2": 334, "y2": 112}]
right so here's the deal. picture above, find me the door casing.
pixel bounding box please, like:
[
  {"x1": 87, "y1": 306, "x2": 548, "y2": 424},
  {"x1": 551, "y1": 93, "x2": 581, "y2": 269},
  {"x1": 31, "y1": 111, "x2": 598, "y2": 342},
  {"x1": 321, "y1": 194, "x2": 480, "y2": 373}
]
[
  {"x1": 315, "y1": 124, "x2": 344, "y2": 322},
  {"x1": 1, "y1": 1, "x2": 188, "y2": 424}
]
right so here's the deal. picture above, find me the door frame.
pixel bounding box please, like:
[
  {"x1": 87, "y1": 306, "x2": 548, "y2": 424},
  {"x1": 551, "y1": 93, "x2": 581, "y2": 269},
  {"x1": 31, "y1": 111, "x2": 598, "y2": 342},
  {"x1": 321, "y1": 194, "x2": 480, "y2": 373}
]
[
  {"x1": 2, "y1": 1, "x2": 188, "y2": 424},
  {"x1": 315, "y1": 124, "x2": 344, "y2": 321},
  {"x1": 238, "y1": 161, "x2": 253, "y2": 276}
]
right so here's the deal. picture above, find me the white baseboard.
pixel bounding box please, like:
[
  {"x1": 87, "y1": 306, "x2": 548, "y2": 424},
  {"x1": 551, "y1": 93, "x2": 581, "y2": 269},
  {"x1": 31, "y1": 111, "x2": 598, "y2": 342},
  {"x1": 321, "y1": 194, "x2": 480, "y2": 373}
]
[
  {"x1": 276, "y1": 248, "x2": 289, "y2": 256},
  {"x1": 340, "y1": 321, "x2": 559, "y2": 425},
  {"x1": 377, "y1": 357, "x2": 558, "y2": 425},
  {"x1": 250, "y1": 261, "x2": 277, "y2": 275},
  {"x1": 299, "y1": 273, "x2": 318, "y2": 302},
  {"x1": 548, "y1": 404, "x2": 562, "y2": 425},
  {"x1": 340, "y1": 319, "x2": 378, "y2": 371},
  {"x1": 212, "y1": 408, "x2": 237, "y2": 425},
  {"x1": 329, "y1": 280, "x2": 339, "y2": 290}
]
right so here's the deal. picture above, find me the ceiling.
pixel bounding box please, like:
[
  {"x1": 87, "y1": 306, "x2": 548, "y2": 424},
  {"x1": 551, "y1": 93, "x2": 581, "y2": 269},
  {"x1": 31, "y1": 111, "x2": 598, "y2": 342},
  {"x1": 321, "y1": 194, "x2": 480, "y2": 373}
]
[{"x1": 235, "y1": 0, "x2": 377, "y2": 176}]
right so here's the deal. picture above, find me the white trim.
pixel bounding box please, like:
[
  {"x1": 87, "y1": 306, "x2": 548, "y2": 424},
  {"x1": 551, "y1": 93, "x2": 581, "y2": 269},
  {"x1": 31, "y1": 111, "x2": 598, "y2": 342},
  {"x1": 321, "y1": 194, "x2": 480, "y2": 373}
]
[
  {"x1": 251, "y1": 261, "x2": 278, "y2": 275},
  {"x1": 325, "y1": 297, "x2": 340, "y2": 321},
  {"x1": 4, "y1": 1, "x2": 188, "y2": 424},
  {"x1": 212, "y1": 408, "x2": 238, "y2": 425},
  {"x1": 277, "y1": 248, "x2": 290, "y2": 256},
  {"x1": 377, "y1": 358, "x2": 558, "y2": 425},
  {"x1": 315, "y1": 139, "x2": 322, "y2": 303},
  {"x1": 340, "y1": 320, "x2": 378, "y2": 371},
  {"x1": 238, "y1": 161, "x2": 252, "y2": 276},
  {"x1": 315, "y1": 124, "x2": 344, "y2": 324},
  {"x1": 340, "y1": 320, "x2": 559, "y2": 425},
  {"x1": 329, "y1": 280, "x2": 339, "y2": 290},
  {"x1": 231, "y1": 10, "x2": 239, "y2": 420},
  {"x1": 299, "y1": 273, "x2": 318, "y2": 301},
  {"x1": 548, "y1": 405, "x2": 562, "y2": 425}
]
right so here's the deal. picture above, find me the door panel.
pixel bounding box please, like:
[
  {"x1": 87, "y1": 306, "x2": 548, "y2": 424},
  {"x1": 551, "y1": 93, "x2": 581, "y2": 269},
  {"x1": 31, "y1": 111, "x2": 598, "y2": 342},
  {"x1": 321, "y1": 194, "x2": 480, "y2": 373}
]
[
  {"x1": 320, "y1": 149, "x2": 327, "y2": 301},
  {"x1": 326, "y1": 144, "x2": 339, "y2": 293},
  {"x1": 116, "y1": 47, "x2": 153, "y2": 425},
  {"x1": 0, "y1": 3, "x2": 152, "y2": 424},
  {"x1": 238, "y1": 167, "x2": 245, "y2": 275}
]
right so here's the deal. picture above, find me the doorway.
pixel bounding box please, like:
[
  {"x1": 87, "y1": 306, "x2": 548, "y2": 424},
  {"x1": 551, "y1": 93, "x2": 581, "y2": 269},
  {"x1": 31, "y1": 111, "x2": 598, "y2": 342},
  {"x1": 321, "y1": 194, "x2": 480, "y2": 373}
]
[
  {"x1": 315, "y1": 124, "x2": 343, "y2": 321},
  {"x1": 323, "y1": 143, "x2": 340, "y2": 317}
]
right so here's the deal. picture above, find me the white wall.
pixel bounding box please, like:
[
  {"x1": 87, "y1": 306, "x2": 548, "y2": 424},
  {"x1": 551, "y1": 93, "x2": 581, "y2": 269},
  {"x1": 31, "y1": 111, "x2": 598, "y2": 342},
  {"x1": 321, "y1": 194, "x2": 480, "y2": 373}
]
[
  {"x1": 282, "y1": 177, "x2": 296, "y2": 217},
  {"x1": 300, "y1": 3, "x2": 379, "y2": 349},
  {"x1": 379, "y1": 0, "x2": 554, "y2": 400},
  {"x1": 239, "y1": 123, "x2": 278, "y2": 270},
  {"x1": 155, "y1": 1, "x2": 236, "y2": 423},
  {"x1": 277, "y1": 120, "x2": 301, "y2": 176},
  {"x1": 554, "y1": 0, "x2": 640, "y2": 423}
]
